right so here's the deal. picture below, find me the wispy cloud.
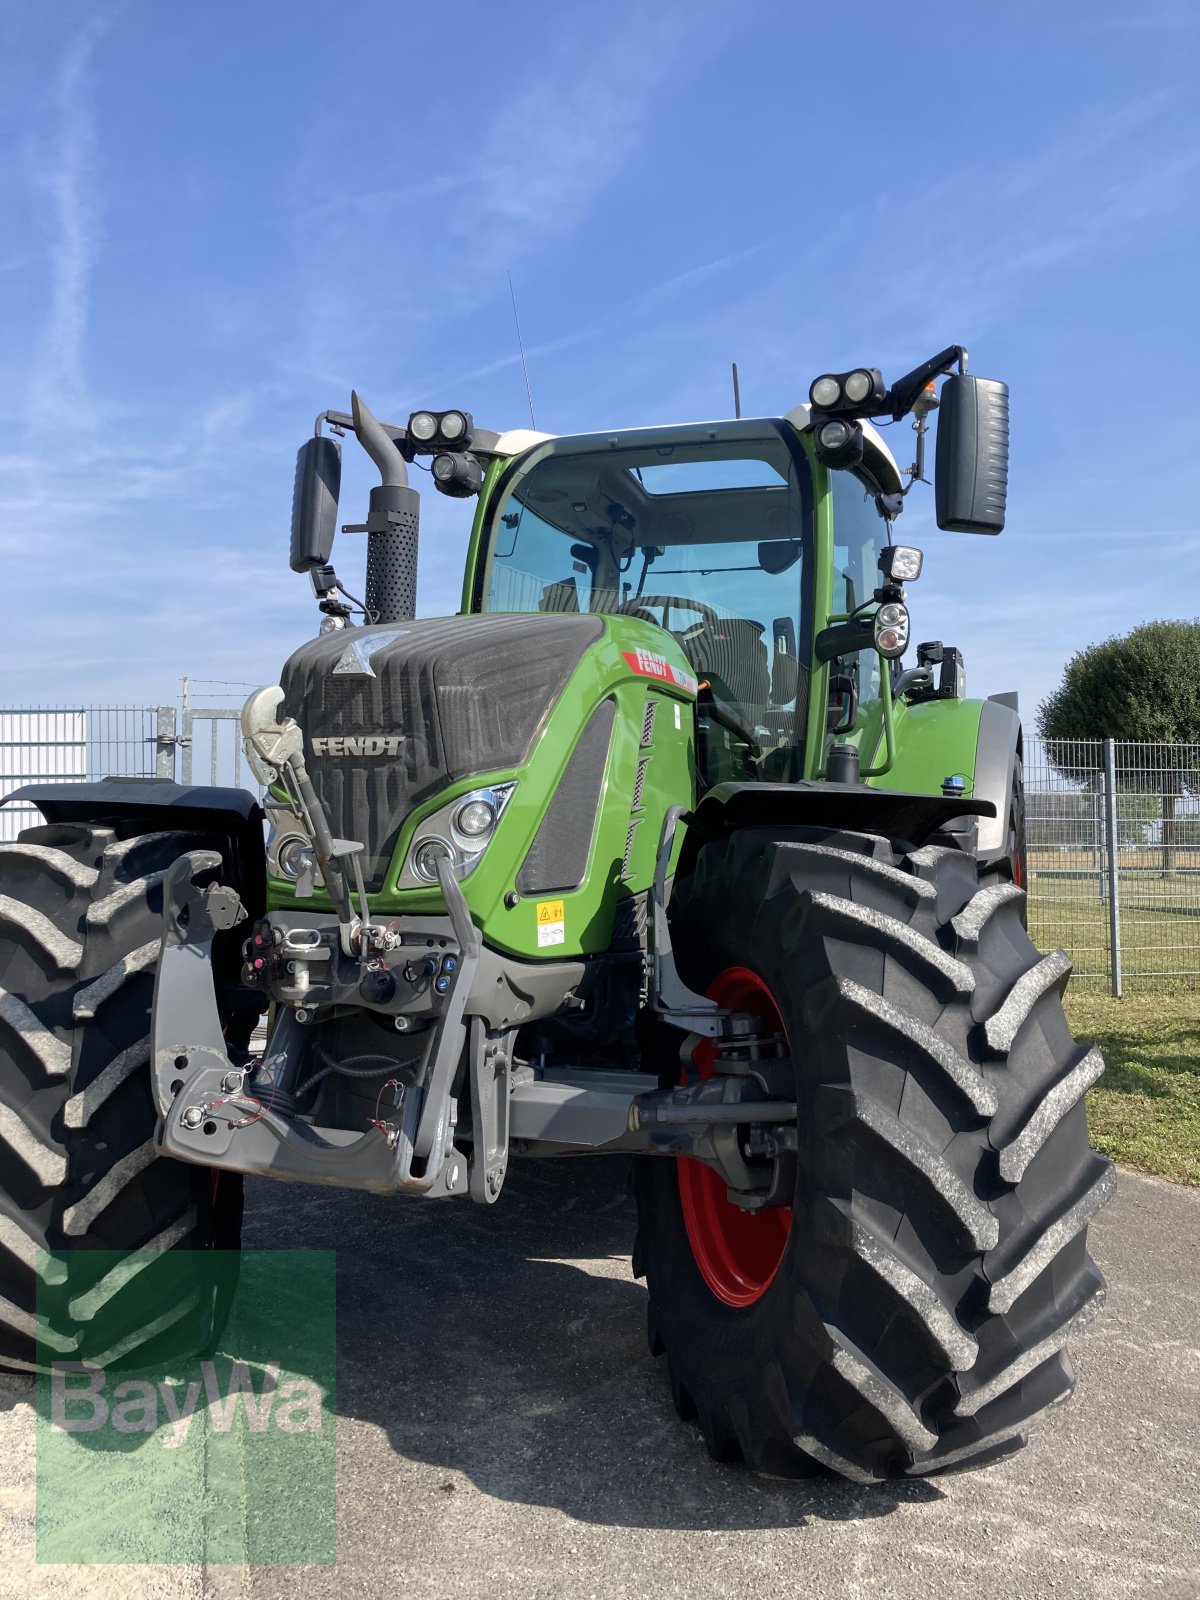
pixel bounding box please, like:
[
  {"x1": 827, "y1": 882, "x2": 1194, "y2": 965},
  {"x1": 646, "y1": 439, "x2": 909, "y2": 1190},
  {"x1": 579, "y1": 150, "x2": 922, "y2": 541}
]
[{"x1": 26, "y1": 10, "x2": 116, "y2": 436}]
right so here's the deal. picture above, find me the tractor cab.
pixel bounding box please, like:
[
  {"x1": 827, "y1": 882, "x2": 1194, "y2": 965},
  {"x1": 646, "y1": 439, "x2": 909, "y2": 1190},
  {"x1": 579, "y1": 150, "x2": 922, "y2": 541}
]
[{"x1": 469, "y1": 415, "x2": 901, "y2": 788}]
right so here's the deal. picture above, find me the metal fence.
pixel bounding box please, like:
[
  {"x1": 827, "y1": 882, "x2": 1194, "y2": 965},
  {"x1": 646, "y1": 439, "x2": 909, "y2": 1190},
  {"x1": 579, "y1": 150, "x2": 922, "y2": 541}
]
[
  {"x1": 3, "y1": 708, "x2": 1199, "y2": 993},
  {"x1": 1025, "y1": 737, "x2": 1200, "y2": 993},
  {"x1": 0, "y1": 706, "x2": 254, "y2": 841}
]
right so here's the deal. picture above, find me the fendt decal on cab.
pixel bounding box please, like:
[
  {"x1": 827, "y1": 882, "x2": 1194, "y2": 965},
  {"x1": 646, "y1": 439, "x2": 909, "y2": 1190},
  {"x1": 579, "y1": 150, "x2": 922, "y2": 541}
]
[
  {"x1": 621, "y1": 648, "x2": 698, "y2": 696},
  {"x1": 311, "y1": 735, "x2": 405, "y2": 756}
]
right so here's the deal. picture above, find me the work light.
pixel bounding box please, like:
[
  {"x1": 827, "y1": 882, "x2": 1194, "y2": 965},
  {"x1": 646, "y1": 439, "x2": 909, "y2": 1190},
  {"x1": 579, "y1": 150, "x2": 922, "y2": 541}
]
[
  {"x1": 808, "y1": 367, "x2": 888, "y2": 416},
  {"x1": 843, "y1": 369, "x2": 873, "y2": 404},
  {"x1": 431, "y1": 451, "x2": 485, "y2": 498},
  {"x1": 406, "y1": 409, "x2": 475, "y2": 453},
  {"x1": 878, "y1": 545, "x2": 924, "y2": 583},
  {"x1": 813, "y1": 416, "x2": 865, "y2": 471}
]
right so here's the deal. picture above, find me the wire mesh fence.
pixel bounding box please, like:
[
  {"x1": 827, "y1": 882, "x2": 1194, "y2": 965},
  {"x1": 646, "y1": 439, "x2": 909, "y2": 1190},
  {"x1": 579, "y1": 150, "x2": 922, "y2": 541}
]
[
  {"x1": 0, "y1": 707, "x2": 166, "y2": 841},
  {"x1": 0, "y1": 705, "x2": 256, "y2": 840},
  {"x1": 1025, "y1": 736, "x2": 1200, "y2": 992}
]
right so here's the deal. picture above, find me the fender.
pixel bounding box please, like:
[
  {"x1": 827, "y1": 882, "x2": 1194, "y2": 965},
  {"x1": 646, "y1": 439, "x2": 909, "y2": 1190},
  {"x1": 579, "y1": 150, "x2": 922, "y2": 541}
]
[
  {"x1": 1, "y1": 778, "x2": 267, "y2": 914},
  {"x1": 972, "y1": 698, "x2": 1022, "y2": 865},
  {"x1": 678, "y1": 779, "x2": 994, "y2": 876}
]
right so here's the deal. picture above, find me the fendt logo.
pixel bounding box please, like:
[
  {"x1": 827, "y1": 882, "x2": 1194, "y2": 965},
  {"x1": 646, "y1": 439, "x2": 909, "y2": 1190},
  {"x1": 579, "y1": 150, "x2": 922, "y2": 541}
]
[{"x1": 310, "y1": 735, "x2": 404, "y2": 757}]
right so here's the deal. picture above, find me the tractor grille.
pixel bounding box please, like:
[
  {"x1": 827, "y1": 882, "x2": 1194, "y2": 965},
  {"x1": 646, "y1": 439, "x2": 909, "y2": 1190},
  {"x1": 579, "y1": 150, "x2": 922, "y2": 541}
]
[
  {"x1": 280, "y1": 614, "x2": 603, "y2": 889},
  {"x1": 640, "y1": 700, "x2": 657, "y2": 746},
  {"x1": 516, "y1": 699, "x2": 616, "y2": 896}
]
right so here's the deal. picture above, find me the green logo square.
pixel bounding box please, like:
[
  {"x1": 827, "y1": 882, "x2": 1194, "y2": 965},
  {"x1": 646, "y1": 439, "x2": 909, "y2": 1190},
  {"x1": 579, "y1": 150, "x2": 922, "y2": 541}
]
[{"x1": 35, "y1": 1249, "x2": 336, "y2": 1564}]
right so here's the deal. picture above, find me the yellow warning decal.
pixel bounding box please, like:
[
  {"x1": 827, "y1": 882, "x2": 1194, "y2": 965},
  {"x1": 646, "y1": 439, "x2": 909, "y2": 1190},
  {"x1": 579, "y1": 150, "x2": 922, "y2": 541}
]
[{"x1": 536, "y1": 899, "x2": 565, "y2": 925}]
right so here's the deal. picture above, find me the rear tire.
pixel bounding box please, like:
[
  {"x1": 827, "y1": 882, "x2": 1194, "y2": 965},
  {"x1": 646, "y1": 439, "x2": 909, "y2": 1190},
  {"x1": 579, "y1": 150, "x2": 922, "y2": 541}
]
[
  {"x1": 633, "y1": 824, "x2": 1111, "y2": 1480},
  {"x1": 0, "y1": 822, "x2": 246, "y2": 1371}
]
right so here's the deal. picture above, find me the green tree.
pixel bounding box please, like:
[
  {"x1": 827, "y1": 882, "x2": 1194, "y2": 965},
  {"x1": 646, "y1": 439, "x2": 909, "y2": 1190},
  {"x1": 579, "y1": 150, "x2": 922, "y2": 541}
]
[{"x1": 1038, "y1": 621, "x2": 1200, "y2": 872}]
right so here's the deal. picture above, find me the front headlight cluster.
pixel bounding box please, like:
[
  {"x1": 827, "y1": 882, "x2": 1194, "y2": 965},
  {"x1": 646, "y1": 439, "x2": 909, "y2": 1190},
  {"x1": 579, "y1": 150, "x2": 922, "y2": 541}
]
[
  {"x1": 874, "y1": 602, "x2": 910, "y2": 659},
  {"x1": 405, "y1": 783, "x2": 517, "y2": 887}
]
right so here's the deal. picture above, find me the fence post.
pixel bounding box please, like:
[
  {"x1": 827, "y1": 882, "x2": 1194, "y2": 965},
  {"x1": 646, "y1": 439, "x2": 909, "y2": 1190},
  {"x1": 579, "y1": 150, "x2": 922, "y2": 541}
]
[
  {"x1": 1103, "y1": 738, "x2": 1122, "y2": 998},
  {"x1": 154, "y1": 707, "x2": 177, "y2": 780}
]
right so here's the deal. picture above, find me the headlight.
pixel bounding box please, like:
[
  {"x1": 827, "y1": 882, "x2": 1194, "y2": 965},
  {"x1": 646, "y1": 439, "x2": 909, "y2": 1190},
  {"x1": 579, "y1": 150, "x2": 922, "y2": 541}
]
[
  {"x1": 408, "y1": 410, "x2": 438, "y2": 443},
  {"x1": 412, "y1": 837, "x2": 454, "y2": 882},
  {"x1": 810, "y1": 375, "x2": 842, "y2": 409},
  {"x1": 874, "y1": 602, "x2": 910, "y2": 659},
  {"x1": 275, "y1": 834, "x2": 311, "y2": 879},
  {"x1": 455, "y1": 798, "x2": 495, "y2": 838},
  {"x1": 439, "y1": 409, "x2": 468, "y2": 441},
  {"x1": 404, "y1": 783, "x2": 516, "y2": 886}
]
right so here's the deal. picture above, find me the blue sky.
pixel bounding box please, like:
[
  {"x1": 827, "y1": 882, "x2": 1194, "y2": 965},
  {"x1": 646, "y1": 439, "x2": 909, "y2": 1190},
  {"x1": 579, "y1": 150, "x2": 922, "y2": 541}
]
[{"x1": 1, "y1": 0, "x2": 1198, "y2": 721}]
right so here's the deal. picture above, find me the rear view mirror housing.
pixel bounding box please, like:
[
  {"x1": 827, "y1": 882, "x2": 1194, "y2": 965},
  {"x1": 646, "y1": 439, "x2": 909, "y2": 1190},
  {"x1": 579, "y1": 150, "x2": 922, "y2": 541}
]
[
  {"x1": 934, "y1": 375, "x2": 1009, "y2": 534},
  {"x1": 290, "y1": 435, "x2": 342, "y2": 572}
]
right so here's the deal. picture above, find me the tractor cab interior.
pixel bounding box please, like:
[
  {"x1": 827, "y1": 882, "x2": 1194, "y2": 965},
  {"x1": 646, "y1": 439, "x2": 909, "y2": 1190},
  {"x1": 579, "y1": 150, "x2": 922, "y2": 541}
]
[{"x1": 477, "y1": 420, "x2": 814, "y2": 783}]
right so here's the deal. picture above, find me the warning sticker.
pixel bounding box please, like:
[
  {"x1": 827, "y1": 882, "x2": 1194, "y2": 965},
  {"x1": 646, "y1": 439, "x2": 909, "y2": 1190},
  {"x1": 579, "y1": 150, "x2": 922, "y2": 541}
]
[
  {"x1": 621, "y1": 649, "x2": 698, "y2": 697},
  {"x1": 536, "y1": 899, "x2": 565, "y2": 948}
]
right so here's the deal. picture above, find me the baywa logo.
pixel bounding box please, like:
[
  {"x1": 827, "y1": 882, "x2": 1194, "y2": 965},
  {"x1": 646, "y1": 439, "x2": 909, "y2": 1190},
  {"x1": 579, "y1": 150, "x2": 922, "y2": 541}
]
[
  {"x1": 35, "y1": 1249, "x2": 336, "y2": 1565},
  {"x1": 50, "y1": 1358, "x2": 323, "y2": 1448}
]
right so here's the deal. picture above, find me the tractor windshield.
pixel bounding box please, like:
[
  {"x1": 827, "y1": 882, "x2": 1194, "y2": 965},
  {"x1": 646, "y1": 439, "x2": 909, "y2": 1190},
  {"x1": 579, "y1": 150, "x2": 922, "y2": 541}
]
[{"x1": 476, "y1": 420, "x2": 814, "y2": 775}]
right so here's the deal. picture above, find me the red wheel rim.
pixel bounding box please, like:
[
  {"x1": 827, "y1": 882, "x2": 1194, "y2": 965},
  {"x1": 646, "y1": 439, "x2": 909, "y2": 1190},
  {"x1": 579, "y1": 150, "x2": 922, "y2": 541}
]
[{"x1": 677, "y1": 966, "x2": 793, "y2": 1307}]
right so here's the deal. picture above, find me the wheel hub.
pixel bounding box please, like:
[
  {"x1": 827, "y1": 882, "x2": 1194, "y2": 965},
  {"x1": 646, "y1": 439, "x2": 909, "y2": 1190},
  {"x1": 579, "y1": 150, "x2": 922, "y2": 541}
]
[{"x1": 677, "y1": 966, "x2": 793, "y2": 1307}]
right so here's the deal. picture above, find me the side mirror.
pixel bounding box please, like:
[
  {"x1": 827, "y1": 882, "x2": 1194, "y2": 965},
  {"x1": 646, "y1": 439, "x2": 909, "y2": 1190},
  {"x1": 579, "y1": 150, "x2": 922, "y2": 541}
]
[
  {"x1": 814, "y1": 617, "x2": 875, "y2": 664},
  {"x1": 934, "y1": 375, "x2": 1008, "y2": 534},
  {"x1": 289, "y1": 435, "x2": 342, "y2": 572}
]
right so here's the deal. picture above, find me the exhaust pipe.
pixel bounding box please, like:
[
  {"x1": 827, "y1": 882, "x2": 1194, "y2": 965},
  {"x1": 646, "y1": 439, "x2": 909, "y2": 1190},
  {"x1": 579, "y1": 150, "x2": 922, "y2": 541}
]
[{"x1": 352, "y1": 391, "x2": 420, "y2": 623}]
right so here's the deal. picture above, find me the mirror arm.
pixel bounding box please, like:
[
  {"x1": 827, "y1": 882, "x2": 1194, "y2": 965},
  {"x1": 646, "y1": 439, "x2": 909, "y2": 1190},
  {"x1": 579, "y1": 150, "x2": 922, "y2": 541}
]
[{"x1": 887, "y1": 345, "x2": 967, "y2": 420}]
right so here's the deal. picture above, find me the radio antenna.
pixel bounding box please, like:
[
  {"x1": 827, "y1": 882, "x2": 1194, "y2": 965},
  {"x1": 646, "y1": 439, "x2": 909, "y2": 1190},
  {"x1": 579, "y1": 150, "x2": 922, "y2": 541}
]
[
  {"x1": 508, "y1": 270, "x2": 537, "y2": 429},
  {"x1": 731, "y1": 362, "x2": 742, "y2": 419}
]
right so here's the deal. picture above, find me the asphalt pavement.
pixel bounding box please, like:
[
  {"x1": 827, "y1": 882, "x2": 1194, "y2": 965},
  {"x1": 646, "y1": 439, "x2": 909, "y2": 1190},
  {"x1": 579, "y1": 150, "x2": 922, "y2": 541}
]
[{"x1": 2, "y1": 1162, "x2": 1197, "y2": 1599}]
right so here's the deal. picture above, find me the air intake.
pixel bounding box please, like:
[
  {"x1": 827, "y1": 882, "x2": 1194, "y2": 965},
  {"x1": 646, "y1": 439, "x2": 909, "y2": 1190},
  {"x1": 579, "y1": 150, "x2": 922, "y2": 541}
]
[{"x1": 516, "y1": 700, "x2": 616, "y2": 895}]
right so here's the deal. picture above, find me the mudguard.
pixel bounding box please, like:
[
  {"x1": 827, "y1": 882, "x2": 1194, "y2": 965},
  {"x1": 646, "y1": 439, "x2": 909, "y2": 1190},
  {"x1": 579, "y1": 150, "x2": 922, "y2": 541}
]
[
  {"x1": 678, "y1": 779, "x2": 995, "y2": 876},
  {"x1": 973, "y1": 698, "x2": 1023, "y2": 865},
  {"x1": 1, "y1": 778, "x2": 267, "y2": 913}
]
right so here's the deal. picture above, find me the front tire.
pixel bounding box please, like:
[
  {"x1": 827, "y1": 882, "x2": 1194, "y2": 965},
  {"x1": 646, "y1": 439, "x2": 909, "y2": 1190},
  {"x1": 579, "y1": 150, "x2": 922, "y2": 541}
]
[
  {"x1": 633, "y1": 824, "x2": 1111, "y2": 1480},
  {"x1": 0, "y1": 822, "x2": 245, "y2": 1371}
]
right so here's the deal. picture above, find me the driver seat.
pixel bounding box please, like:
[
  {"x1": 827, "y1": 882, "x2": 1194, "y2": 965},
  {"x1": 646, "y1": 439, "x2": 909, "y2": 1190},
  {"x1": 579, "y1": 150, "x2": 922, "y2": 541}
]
[{"x1": 679, "y1": 618, "x2": 769, "y2": 721}]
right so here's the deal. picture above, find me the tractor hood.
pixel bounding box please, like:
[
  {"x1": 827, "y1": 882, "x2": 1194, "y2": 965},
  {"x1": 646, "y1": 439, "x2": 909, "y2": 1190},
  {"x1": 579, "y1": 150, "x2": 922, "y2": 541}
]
[{"x1": 279, "y1": 614, "x2": 604, "y2": 889}]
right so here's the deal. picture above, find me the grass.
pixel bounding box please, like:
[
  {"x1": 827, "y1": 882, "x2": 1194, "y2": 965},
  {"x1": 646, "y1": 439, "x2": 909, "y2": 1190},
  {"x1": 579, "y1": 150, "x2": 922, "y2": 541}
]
[
  {"x1": 1028, "y1": 854, "x2": 1200, "y2": 990},
  {"x1": 1064, "y1": 991, "x2": 1200, "y2": 1185}
]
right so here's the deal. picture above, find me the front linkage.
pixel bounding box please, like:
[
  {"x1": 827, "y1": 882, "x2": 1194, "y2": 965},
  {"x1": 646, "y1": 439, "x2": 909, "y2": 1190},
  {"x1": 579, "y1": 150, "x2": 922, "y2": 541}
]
[{"x1": 151, "y1": 725, "x2": 801, "y2": 1208}]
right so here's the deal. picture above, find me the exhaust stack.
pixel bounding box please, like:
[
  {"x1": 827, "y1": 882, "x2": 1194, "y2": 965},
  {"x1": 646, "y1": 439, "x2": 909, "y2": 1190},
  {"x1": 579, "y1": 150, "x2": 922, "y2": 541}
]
[{"x1": 352, "y1": 391, "x2": 421, "y2": 623}]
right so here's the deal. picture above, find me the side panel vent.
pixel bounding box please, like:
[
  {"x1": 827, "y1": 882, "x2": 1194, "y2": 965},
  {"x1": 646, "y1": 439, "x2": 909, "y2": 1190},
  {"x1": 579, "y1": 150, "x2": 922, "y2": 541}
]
[
  {"x1": 632, "y1": 755, "x2": 649, "y2": 811},
  {"x1": 640, "y1": 700, "x2": 657, "y2": 747},
  {"x1": 516, "y1": 700, "x2": 616, "y2": 896},
  {"x1": 621, "y1": 819, "x2": 642, "y2": 882}
]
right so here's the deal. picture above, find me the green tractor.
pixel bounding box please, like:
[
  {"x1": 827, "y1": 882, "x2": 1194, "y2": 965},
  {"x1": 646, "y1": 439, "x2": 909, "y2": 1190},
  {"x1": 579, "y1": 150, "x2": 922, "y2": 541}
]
[{"x1": 0, "y1": 345, "x2": 1112, "y2": 1481}]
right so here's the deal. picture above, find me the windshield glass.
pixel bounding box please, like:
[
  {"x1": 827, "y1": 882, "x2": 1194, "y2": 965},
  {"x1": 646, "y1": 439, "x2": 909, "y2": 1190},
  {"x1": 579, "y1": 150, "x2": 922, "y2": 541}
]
[{"x1": 477, "y1": 421, "x2": 814, "y2": 774}]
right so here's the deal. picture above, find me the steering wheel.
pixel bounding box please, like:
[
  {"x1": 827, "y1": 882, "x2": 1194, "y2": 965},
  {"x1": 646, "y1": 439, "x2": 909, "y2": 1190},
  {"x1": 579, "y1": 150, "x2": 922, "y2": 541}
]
[{"x1": 615, "y1": 595, "x2": 724, "y2": 632}]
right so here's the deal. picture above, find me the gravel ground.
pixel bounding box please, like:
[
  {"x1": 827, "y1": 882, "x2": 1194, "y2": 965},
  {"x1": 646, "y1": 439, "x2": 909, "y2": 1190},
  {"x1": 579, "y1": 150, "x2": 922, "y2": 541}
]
[{"x1": 1, "y1": 1163, "x2": 1196, "y2": 1599}]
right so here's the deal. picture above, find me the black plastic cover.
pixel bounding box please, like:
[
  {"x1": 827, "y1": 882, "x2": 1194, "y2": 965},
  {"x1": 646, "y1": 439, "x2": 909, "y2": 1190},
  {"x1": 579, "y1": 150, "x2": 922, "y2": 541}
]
[{"x1": 935, "y1": 375, "x2": 1009, "y2": 535}]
